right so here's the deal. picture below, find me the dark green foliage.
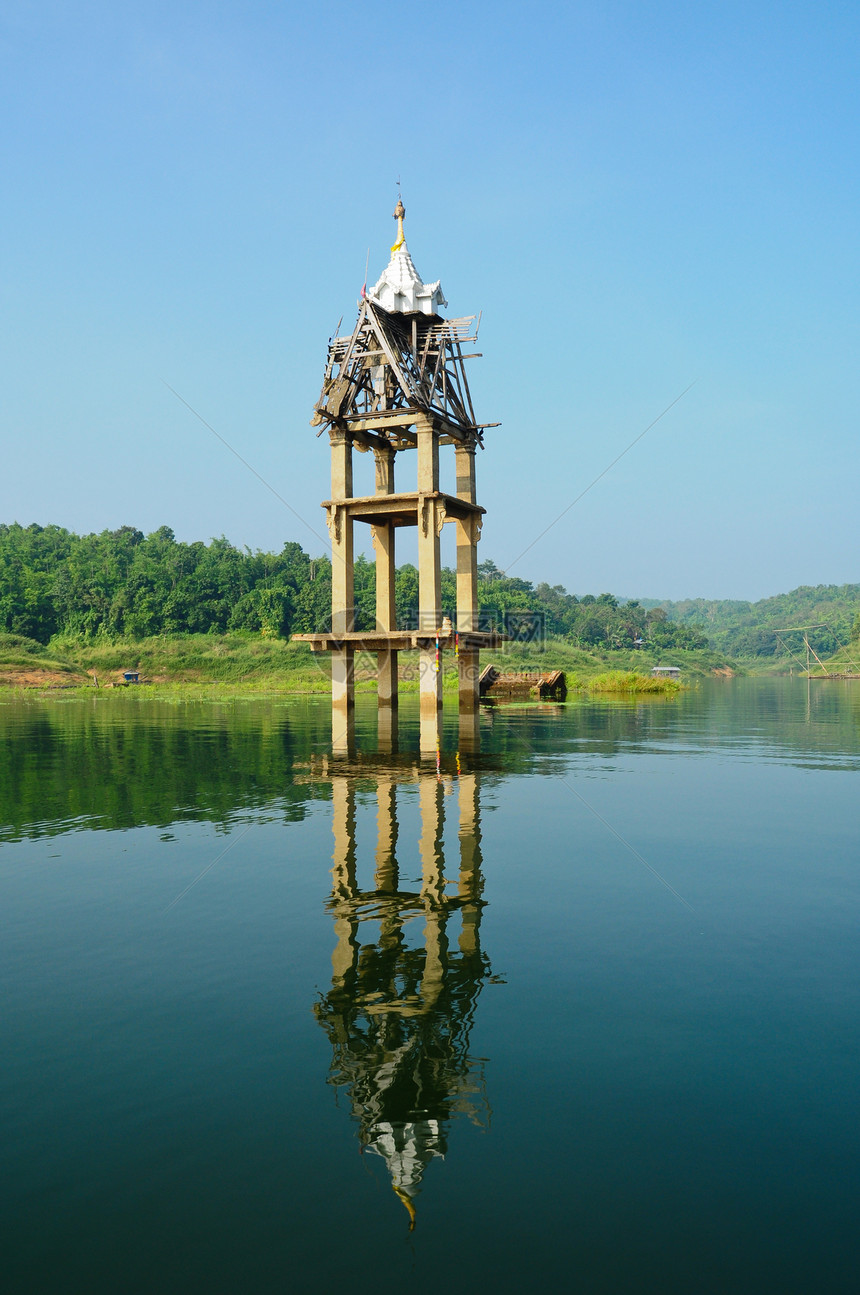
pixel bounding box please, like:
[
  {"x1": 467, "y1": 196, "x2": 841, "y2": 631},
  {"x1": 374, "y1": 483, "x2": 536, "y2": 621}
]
[
  {"x1": 395, "y1": 563, "x2": 419, "y2": 628},
  {"x1": 0, "y1": 523, "x2": 73, "y2": 641},
  {"x1": 0, "y1": 521, "x2": 709, "y2": 651},
  {"x1": 2, "y1": 520, "x2": 855, "y2": 661},
  {"x1": 353, "y1": 554, "x2": 377, "y2": 632},
  {"x1": 654, "y1": 584, "x2": 860, "y2": 660},
  {"x1": 647, "y1": 619, "x2": 710, "y2": 651},
  {"x1": 0, "y1": 524, "x2": 331, "y2": 643}
]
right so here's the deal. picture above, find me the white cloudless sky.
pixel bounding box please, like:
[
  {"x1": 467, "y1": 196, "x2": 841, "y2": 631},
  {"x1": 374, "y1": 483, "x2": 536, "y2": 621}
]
[{"x1": 1, "y1": 0, "x2": 857, "y2": 600}]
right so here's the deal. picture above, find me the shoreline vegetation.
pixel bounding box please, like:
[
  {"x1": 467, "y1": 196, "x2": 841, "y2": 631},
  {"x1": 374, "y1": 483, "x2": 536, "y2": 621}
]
[
  {"x1": 4, "y1": 628, "x2": 857, "y2": 699},
  {"x1": 3, "y1": 631, "x2": 707, "y2": 697}
]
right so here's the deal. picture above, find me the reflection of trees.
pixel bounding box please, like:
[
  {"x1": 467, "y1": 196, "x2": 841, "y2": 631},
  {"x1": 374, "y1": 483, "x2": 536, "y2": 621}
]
[
  {"x1": 0, "y1": 700, "x2": 334, "y2": 841},
  {"x1": 314, "y1": 769, "x2": 491, "y2": 1228}
]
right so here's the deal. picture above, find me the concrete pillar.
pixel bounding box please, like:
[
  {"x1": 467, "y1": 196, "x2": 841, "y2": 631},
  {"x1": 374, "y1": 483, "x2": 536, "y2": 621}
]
[
  {"x1": 456, "y1": 517, "x2": 480, "y2": 713},
  {"x1": 330, "y1": 776, "x2": 358, "y2": 986},
  {"x1": 331, "y1": 776, "x2": 357, "y2": 895},
  {"x1": 419, "y1": 704, "x2": 443, "y2": 757},
  {"x1": 418, "y1": 568, "x2": 443, "y2": 719},
  {"x1": 417, "y1": 421, "x2": 441, "y2": 630},
  {"x1": 458, "y1": 772, "x2": 483, "y2": 956},
  {"x1": 374, "y1": 774, "x2": 401, "y2": 958},
  {"x1": 417, "y1": 419, "x2": 443, "y2": 717},
  {"x1": 377, "y1": 703, "x2": 397, "y2": 752},
  {"x1": 331, "y1": 697, "x2": 355, "y2": 756},
  {"x1": 373, "y1": 523, "x2": 398, "y2": 708},
  {"x1": 330, "y1": 433, "x2": 354, "y2": 713},
  {"x1": 421, "y1": 907, "x2": 448, "y2": 1011},
  {"x1": 419, "y1": 637, "x2": 443, "y2": 721},
  {"x1": 458, "y1": 643, "x2": 480, "y2": 715},
  {"x1": 330, "y1": 434, "x2": 354, "y2": 633},
  {"x1": 455, "y1": 440, "x2": 476, "y2": 503},
  {"x1": 457, "y1": 698, "x2": 480, "y2": 752},
  {"x1": 373, "y1": 446, "x2": 398, "y2": 713},
  {"x1": 331, "y1": 650, "x2": 355, "y2": 721},
  {"x1": 458, "y1": 772, "x2": 482, "y2": 888},
  {"x1": 455, "y1": 514, "x2": 479, "y2": 634},
  {"x1": 455, "y1": 445, "x2": 480, "y2": 713},
  {"x1": 374, "y1": 777, "x2": 398, "y2": 892},
  {"x1": 331, "y1": 909, "x2": 358, "y2": 990},
  {"x1": 419, "y1": 775, "x2": 447, "y2": 1009},
  {"x1": 374, "y1": 444, "x2": 395, "y2": 495},
  {"x1": 377, "y1": 650, "x2": 397, "y2": 708},
  {"x1": 418, "y1": 776, "x2": 445, "y2": 903}
]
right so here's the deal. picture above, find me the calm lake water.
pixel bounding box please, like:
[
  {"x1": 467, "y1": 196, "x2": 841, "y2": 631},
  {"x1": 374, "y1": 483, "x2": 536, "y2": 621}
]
[{"x1": 2, "y1": 680, "x2": 859, "y2": 1293}]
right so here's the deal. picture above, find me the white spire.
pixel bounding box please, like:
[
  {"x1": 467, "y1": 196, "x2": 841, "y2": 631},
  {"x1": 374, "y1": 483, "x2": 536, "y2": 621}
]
[{"x1": 367, "y1": 200, "x2": 448, "y2": 316}]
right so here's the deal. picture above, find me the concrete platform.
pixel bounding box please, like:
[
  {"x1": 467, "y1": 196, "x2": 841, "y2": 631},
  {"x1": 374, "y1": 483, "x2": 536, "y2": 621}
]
[
  {"x1": 293, "y1": 629, "x2": 505, "y2": 653},
  {"x1": 322, "y1": 489, "x2": 484, "y2": 528}
]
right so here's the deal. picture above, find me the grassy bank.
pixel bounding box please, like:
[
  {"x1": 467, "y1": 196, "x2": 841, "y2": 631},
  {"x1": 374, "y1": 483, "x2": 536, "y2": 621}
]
[
  {"x1": 0, "y1": 631, "x2": 736, "y2": 695},
  {"x1": 0, "y1": 634, "x2": 88, "y2": 687},
  {"x1": 52, "y1": 633, "x2": 327, "y2": 691},
  {"x1": 478, "y1": 637, "x2": 736, "y2": 680},
  {"x1": 571, "y1": 670, "x2": 684, "y2": 694}
]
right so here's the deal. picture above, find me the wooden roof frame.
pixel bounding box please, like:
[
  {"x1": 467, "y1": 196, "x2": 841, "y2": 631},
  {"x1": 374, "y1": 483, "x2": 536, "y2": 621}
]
[{"x1": 311, "y1": 299, "x2": 492, "y2": 449}]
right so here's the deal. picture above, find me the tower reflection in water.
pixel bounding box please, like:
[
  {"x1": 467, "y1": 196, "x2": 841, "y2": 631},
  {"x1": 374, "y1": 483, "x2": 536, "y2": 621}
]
[{"x1": 313, "y1": 753, "x2": 493, "y2": 1228}]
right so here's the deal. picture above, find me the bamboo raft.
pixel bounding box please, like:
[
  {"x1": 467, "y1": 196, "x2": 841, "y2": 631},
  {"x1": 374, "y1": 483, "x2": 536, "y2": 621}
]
[{"x1": 479, "y1": 666, "x2": 567, "y2": 701}]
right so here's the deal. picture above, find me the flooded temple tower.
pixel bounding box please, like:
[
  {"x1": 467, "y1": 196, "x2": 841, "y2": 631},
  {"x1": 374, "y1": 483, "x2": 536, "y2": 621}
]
[{"x1": 294, "y1": 201, "x2": 500, "y2": 750}]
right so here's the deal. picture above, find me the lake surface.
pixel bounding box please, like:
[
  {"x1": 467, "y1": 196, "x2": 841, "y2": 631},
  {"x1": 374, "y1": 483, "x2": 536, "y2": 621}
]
[{"x1": 2, "y1": 680, "x2": 859, "y2": 1293}]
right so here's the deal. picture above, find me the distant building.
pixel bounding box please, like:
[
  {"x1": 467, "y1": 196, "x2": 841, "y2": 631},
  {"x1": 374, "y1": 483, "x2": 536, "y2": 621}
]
[{"x1": 651, "y1": 666, "x2": 680, "y2": 679}]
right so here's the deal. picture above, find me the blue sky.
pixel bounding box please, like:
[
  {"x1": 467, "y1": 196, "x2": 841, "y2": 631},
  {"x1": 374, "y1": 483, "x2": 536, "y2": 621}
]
[{"x1": 1, "y1": 0, "x2": 857, "y2": 600}]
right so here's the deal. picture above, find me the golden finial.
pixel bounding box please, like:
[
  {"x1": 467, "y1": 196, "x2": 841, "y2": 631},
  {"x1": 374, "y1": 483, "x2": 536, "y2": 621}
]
[{"x1": 391, "y1": 199, "x2": 406, "y2": 255}]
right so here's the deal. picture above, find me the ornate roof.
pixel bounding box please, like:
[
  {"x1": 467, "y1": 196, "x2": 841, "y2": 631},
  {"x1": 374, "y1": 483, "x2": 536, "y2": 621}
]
[{"x1": 367, "y1": 201, "x2": 448, "y2": 316}]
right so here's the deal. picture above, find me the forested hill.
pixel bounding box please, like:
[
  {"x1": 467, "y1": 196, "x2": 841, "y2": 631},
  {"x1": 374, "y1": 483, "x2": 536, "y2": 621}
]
[
  {"x1": 1, "y1": 522, "x2": 857, "y2": 660},
  {"x1": 0, "y1": 522, "x2": 705, "y2": 651},
  {"x1": 653, "y1": 585, "x2": 860, "y2": 659}
]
